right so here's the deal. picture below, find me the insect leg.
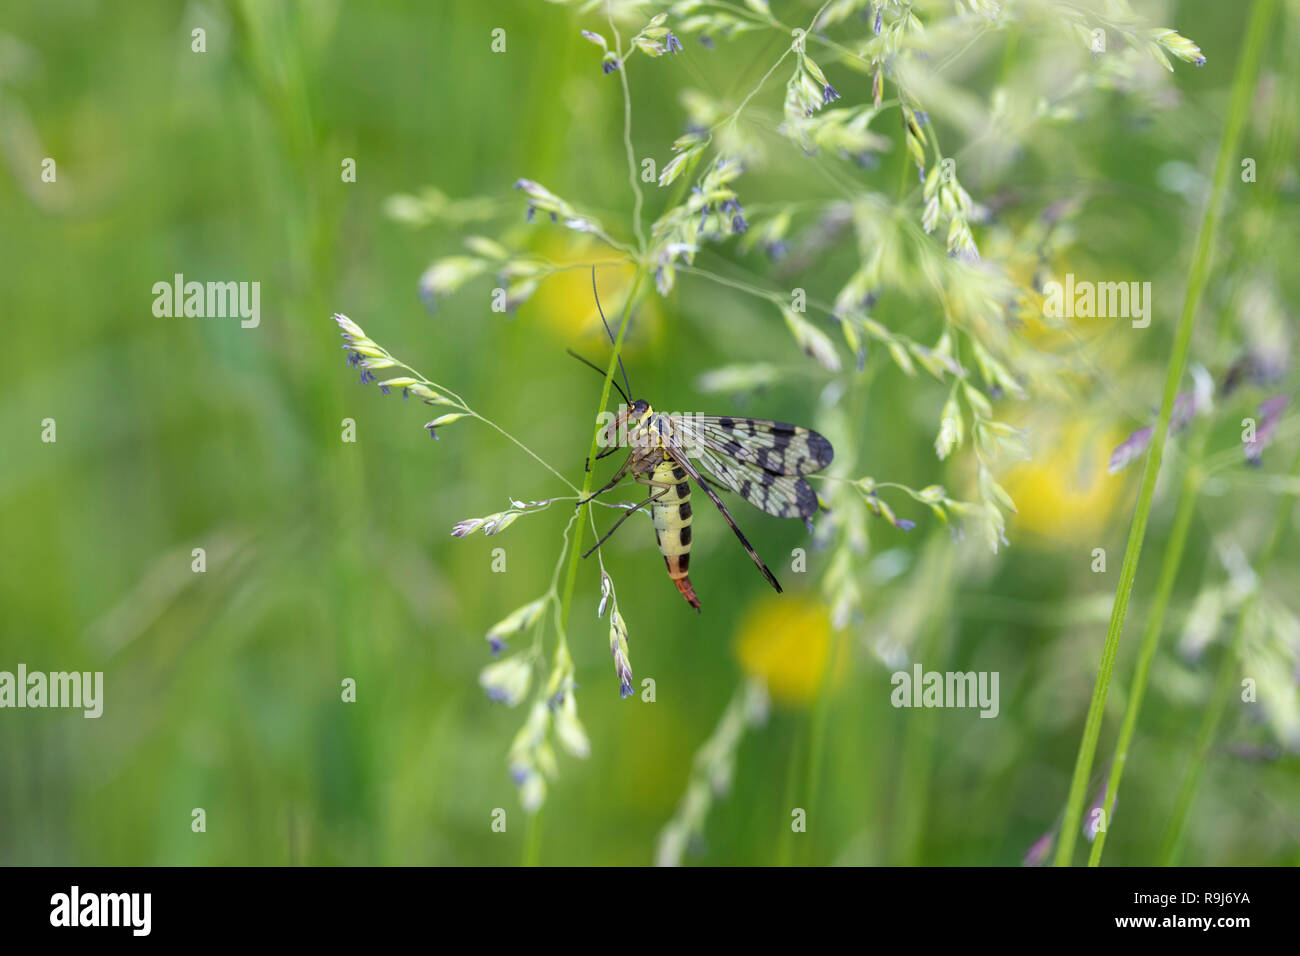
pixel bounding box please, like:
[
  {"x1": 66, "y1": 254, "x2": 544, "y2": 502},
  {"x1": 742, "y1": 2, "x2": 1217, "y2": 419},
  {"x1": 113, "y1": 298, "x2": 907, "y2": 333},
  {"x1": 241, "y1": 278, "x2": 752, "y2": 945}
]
[
  {"x1": 577, "y1": 454, "x2": 633, "y2": 506},
  {"x1": 582, "y1": 484, "x2": 671, "y2": 559}
]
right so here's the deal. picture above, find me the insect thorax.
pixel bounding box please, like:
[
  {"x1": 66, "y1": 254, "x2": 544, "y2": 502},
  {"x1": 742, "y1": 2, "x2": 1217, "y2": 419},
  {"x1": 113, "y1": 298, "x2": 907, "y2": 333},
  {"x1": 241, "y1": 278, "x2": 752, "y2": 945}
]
[{"x1": 625, "y1": 405, "x2": 671, "y2": 451}]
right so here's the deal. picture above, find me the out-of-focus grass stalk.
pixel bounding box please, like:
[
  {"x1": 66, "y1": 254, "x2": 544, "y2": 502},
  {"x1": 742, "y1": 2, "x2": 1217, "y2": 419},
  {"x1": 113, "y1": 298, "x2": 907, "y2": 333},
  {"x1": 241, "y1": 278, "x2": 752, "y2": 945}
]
[
  {"x1": 776, "y1": 733, "x2": 805, "y2": 866},
  {"x1": 800, "y1": 369, "x2": 872, "y2": 864},
  {"x1": 1088, "y1": 429, "x2": 1206, "y2": 866},
  {"x1": 802, "y1": 626, "x2": 842, "y2": 865},
  {"x1": 523, "y1": 809, "x2": 543, "y2": 867},
  {"x1": 895, "y1": 538, "x2": 955, "y2": 864},
  {"x1": 1158, "y1": 439, "x2": 1300, "y2": 863},
  {"x1": 1054, "y1": 0, "x2": 1277, "y2": 866}
]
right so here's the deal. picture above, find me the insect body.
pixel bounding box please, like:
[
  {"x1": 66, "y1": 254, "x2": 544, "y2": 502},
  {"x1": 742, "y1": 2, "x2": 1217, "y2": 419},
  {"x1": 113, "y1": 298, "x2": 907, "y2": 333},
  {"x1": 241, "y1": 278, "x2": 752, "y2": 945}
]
[
  {"x1": 580, "y1": 395, "x2": 834, "y2": 612},
  {"x1": 646, "y1": 453, "x2": 700, "y2": 610}
]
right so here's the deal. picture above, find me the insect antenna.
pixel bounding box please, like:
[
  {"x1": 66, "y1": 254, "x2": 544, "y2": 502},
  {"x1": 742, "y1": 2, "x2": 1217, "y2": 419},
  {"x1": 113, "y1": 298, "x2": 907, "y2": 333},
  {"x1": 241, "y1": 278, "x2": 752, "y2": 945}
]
[
  {"x1": 566, "y1": 349, "x2": 630, "y2": 406},
  {"x1": 591, "y1": 267, "x2": 633, "y2": 400}
]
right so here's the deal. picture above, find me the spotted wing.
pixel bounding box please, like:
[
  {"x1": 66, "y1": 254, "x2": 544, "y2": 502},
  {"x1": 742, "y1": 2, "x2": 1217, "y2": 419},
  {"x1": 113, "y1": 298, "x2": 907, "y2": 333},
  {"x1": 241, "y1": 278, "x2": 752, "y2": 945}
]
[
  {"x1": 670, "y1": 414, "x2": 834, "y2": 519},
  {"x1": 662, "y1": 433, "x2": 782, "y2": 594}
]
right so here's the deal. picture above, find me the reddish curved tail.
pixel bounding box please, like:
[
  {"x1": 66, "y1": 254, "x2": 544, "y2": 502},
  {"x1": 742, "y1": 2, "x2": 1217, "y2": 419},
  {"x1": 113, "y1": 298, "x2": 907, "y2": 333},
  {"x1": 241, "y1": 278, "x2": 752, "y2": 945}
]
[
  {"x1": 673, "y1": 573, "x2": 701, "y2": 613},
  {"x1": 664, "y1": 553, "x2": 701, "y2": 612}
]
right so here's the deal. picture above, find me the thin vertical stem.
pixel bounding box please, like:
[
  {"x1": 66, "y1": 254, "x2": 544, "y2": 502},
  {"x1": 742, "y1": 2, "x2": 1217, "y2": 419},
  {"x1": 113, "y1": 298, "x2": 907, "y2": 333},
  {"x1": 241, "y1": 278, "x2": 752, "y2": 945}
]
[
  {"x1": 776, "y1": 731, "x2": 806, "y2": 866},
  {"x1": 606, "y1": 4, "x2": 645, "y2": 252},
  {"x1": 523, "y1": 807, "x2": 543, "y2": 867},
  {"x1": 802, "y1": 367, "x2": 874, "y2": 863},
  {"x1": 520, "y1": 269, "x2": 644, "y2": 867},
  {"x1": 803, "y1": 629, "x2": 840, "y2": 864},
  {"x1": 1054, "y1": 0, "x2": 1276, "y2": 866},
  {"x1": 1087, "y1": 431, "x2": 1205, "y2": 866},
  {"x1": 895, "y1": 539, "x2": 955, "y2": 864},
  {"x1": 557, "y1": 269, "x2": 647, "y2": 636}
]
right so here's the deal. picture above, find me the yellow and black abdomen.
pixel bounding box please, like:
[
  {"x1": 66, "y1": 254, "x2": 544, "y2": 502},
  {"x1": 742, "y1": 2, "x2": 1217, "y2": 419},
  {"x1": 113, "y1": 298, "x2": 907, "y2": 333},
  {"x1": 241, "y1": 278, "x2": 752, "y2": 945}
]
[{"x1": 648, "y1": 454, "x2": 700, "y2": 611}]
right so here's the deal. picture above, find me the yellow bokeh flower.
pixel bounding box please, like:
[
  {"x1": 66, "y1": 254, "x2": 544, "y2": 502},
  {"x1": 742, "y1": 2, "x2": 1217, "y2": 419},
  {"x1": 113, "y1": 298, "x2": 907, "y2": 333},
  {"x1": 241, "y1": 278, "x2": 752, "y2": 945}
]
[
  {"x1": 733, "y1": 593, "x2": 844, "y2": 707},
  {"x1": 526, "y1": 237, "x2": 661, "y2": 355},
  {"x1": 999, "y1": 414, "x2": 1131, "y2": 547}
]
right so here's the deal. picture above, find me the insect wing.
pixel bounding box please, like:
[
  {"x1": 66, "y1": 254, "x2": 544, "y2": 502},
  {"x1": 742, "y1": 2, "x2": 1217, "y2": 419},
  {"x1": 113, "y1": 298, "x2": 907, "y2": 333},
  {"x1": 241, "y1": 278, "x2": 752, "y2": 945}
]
[
  {"x1": 663, "y1": 434, "x2": 783, "y2": 594},
  {"x1": 675, "y1": 415, "x2": 833, "y2": 475},
  {"x1": 671, "y1": 415, "x2": 832, "y2": 519}
]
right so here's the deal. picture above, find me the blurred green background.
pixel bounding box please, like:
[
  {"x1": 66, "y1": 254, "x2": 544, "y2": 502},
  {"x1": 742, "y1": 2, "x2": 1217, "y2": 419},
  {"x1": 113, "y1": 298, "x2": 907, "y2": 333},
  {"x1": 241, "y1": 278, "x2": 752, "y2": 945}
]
[{"x1": 1, "y1": 0, "x2": 1297, "y2": 866}]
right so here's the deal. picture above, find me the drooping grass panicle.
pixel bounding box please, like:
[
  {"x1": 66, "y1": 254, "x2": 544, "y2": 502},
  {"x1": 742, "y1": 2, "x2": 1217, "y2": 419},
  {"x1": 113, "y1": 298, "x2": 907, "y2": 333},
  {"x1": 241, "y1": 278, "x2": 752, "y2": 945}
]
[{"x1": 656, "y1": 677, "x2": 769, "y2": 866}]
